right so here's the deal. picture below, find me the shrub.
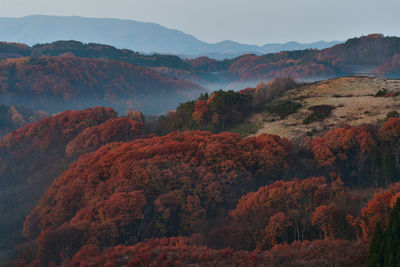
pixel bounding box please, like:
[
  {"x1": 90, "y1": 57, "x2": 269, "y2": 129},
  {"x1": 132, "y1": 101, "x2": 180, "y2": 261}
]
[
  {"x1": 303, "y1": 112, "x2": 328, "y2": 124},
  {"x1": 307, "y1": 105, "x2": 335, "y2": 113},
  {"x1": 268, "y1": 101, "x2": 302, "y2": 119},
  {"x1": 375, "y1": 88, "x2": 388, "y2": 97},
  {"x1": 303, "y1": 105, "x2": 335, "y2": 124},
  {"x1": 386, "y1": 110, "x2": 400, "y2": 120}
]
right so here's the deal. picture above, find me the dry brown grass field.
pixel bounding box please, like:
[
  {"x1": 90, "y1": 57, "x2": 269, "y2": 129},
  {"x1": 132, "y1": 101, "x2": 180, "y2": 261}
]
[{"x1": 249, "y1": 76, "x2": 400, "y2": 142}]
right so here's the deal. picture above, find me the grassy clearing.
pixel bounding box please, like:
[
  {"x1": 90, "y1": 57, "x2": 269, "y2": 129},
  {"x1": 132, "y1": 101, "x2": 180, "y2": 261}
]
[{"x1": 252, "y1": 77, "x2": 400, "y2": 140}]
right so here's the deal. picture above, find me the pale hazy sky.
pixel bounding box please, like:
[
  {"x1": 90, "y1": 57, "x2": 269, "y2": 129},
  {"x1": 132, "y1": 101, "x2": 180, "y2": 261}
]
[{"x1": 1, "y1": 0, "x2": 399, "y2": 44}]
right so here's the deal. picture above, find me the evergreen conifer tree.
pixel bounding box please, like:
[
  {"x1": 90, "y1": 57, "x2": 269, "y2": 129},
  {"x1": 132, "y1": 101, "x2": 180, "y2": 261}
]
[
  {"x1": 368, "y1": 221, "x2": 384, "y2": 267},
  {"x1": 368, "y1": 198, "x2": 400, "y2": 267}
]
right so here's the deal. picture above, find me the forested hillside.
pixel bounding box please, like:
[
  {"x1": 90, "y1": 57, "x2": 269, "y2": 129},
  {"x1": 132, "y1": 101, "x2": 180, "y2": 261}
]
[
  {"x1": 0, "y1": 76, "x2": 395, "y2": 266},
  {"x1": 0, "y1": 56, "x2": 205, "y2": 114},
  {"x1": 0, "y1": 107, "x2": 152, "y2": 260},
  {"x1": 12, "y1": 115, "x2": 400, "y2": 266},
  {"x1": 1, "y1": 34, "x2": 400, "y2": 86}
]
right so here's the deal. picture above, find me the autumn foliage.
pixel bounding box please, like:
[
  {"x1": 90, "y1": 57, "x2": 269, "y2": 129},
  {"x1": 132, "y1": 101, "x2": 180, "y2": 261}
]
[
  {"x1": 2, "y1": 34, "x2": 400, "y2": 91},
  {"x1": 62, "y1": 237, "x2": 367, "y2": 267},
  {"x1": 10, "y1": 114, "x2": 400, "y2": 265},
  {"x1": 0, "y1": 56, "x2": 204, "y2": 114},
  {"x1": 0, "y1": 107, "x2": 150, "y2": 255},
  {"x1": 311, "y1": 126, "x2": 376, "y2": 167},
  {"x1": 346, "y1": 183, "x2": 400, "y2": 240},
  {"x1": 65, "y1": 117, "x2": 145, "y2": 157},
  {"x1": 156, "y1": 90, "x2": 252, "y2": 134},
  {"x1": 226, "y1": 177, "x2": 358, "y2": 249},
  {"x1": 380, "y1": 117, "x2": 400, "y2": 145},
  {"x1": 20, "y1": 131, "x2": 291, "y2": 265}
]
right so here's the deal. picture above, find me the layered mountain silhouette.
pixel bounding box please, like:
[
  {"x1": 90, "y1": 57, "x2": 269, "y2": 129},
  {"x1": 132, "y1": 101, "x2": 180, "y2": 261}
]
[
  {"x1": 0, "y1": 34, "x2": 399, "y2": 117},
  {"x1": 0, "y1": 15, "x2": 340, "y2": 59}
]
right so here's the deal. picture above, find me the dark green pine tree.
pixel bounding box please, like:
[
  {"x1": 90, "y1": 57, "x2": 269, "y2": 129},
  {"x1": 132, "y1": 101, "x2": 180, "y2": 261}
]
[
  {"x1": 368, "y1": 198, "x2": 400, "y2": 267},
  {"x1": 368, "y1": 221, "x2": 384, "y2": 267},
  {"x1": 384, "y1": 198, "x2": 400, "y2": 267}
]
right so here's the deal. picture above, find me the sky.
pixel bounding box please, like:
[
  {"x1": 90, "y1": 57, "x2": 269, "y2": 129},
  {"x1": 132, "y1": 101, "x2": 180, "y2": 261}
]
[{"x1": 1, "y1": 0, "x2": 400, "y2": 45}]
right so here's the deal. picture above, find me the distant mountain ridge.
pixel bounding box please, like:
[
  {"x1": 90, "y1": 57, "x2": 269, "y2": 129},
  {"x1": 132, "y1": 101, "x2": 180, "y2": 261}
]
[
  {"x1": 1, "y1": 34, "x2": 400, "y2": 92},
  {"x1": 0, "y1": 15, "x2": 341, "y2": 59}
]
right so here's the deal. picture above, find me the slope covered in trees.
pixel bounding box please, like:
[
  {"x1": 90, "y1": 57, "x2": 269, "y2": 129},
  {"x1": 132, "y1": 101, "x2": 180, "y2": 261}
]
[
  {"x1": 15, "y1": 113, "x2": 400, "y2": 266},
  {"x1": 0, "y1": 107, "x2": 151, "y2": 259},
  {"x1": 20, "y1": 131, "x2": 292, "y2": 265},
  {"x1": 221, "y1": 34, "x2": 400, "y2": 80},
  {"x1": 65, "y1": 117, "x2": 146, "y2": 157},
  {"x1": 63, "y1": 237, "x2": 367, "y2": 267},
  {"x1": 5, "y1": 74, "x2": 400, "y2": 265},
  {"x1": 154, "y1": 77, "x2": 300, "y2": 136},
  {"x1": 11, "y1": 109, "x2": 400, "y2": 265},
  {"x1": 31, "y1": 41, "x2": 194, "y2": 70},
  {"x1": 1, "y1": 34, "x2": 400, "y2": 91},
  {"x1": 0, "y1": 56, "x2": 205, "y2": 114},
  {"x1": 0, "y1": 107, "x2": 116, "y2": 252}
]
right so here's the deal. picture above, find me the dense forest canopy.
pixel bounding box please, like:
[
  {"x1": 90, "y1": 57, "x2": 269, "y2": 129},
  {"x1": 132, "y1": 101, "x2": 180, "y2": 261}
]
[{"x1": 1, "y1": 94, "x2": 400, "y2": 266}]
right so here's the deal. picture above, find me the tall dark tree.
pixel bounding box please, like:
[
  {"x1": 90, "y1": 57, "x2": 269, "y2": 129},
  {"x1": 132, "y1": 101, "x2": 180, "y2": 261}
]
[
  {"x1": 368, "y1": 221, "x2": 384, "y2": 267},
  {"x1": 368, "y1": 198, "x2": 400, "y2": 267}
]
